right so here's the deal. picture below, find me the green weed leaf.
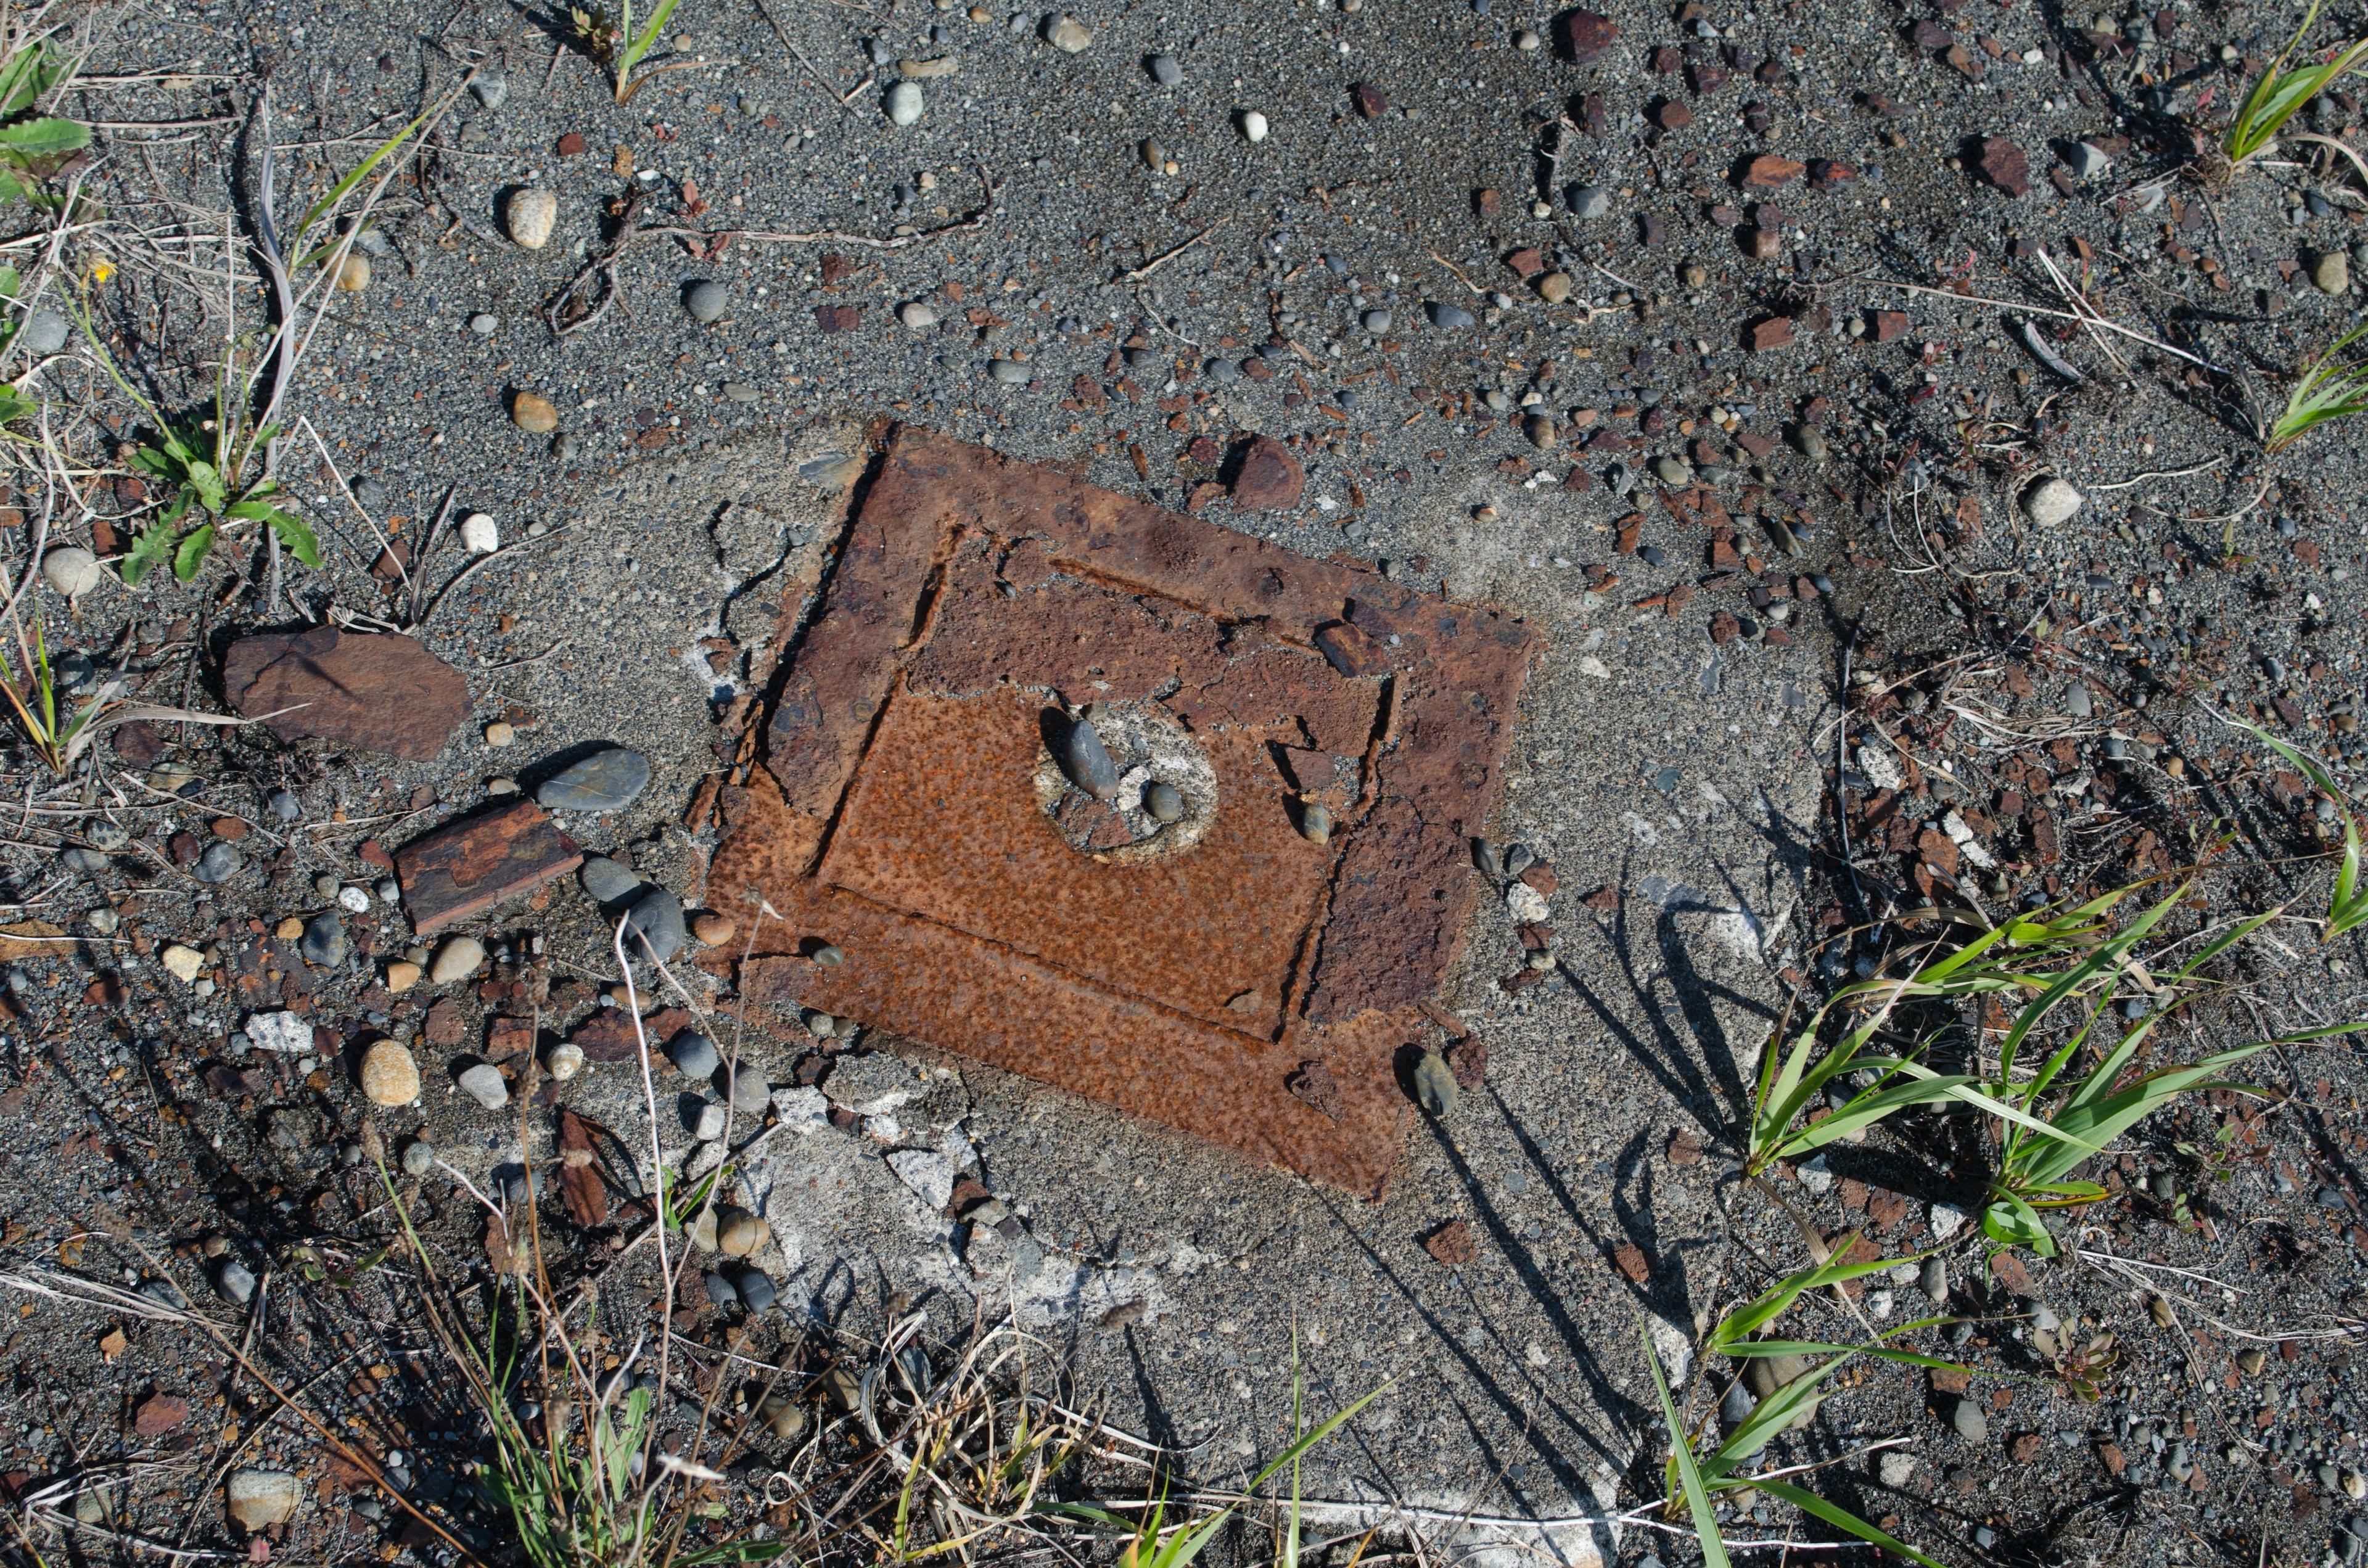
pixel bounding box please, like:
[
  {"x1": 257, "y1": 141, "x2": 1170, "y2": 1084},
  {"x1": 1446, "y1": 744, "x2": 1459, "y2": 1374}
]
[
  {"x1": 0, "y1": 117, "x2": 88, "y2": 160},
  {"x1": 171, "y1": 522, "x2": 215, "y2": 581},
  {"x1": 120, "y1": 523, "x2": 176, "y2": 586}
]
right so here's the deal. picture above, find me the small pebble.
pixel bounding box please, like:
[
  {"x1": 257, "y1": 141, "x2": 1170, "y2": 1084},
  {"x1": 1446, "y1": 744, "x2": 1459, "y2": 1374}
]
[
  {"x1": 738, "y1": 1270, "x2": 778, "y2": 1313},
  {"x1": 886, "y1": 81, "x2": 924, "y2": 125},
  {"x1": 512, "y1": 391, "x2": 559, "y2": 433},
  {"x1": 471, "y1": 70, "x2": 508, "y2": 109},
  {"x1": 384, "y1": 961, "x2": 422, "y2": 993},
  {"x1": 1145, "y1": 781, "x2": 1183, "y2": 821},
  {"x1": 1537, "y1": 272, "x2": 1571, "y2": 304},
  {"x1": 361, "y1": 1040, "x2": 421, "y2": 1106},
  {"x1": 623, "y1": 887, "x2": 689, "y2": 963},
  {"x1": 692, "y1": 912, "x2": 736, "y2": 946},
  {"x1": 728, "y1": 1063, "x2": 771, "y2": 1113},
  {"x1": 458, "y1": 1062, "x2": 511, "y2": 1110},
  {"x1": 2022, "y1": 477, "x2": 2083, "y2": 526},
  {"x1": 469, "y1": 313, "x2": 498, "y2": 336},
  {"x1": 670, "y1": 1032, "x2": 720, "y2": 1077},
  {"x1": 545, "y1": 1040, "x2": 586, "y2": 1080},
  {"x1": 429, "y1": 936, "x2": 485, "y2": 985},
  {"x1": 506, "y1": 187, "x2": 557, "y2": 248},
  {"x1": 1043, "y1": 12, "x2": 1092, "y2": 51},
  {"x1": 1241, "y1": 109, "x2": 1269, "y2": 142},
  {"x1": 1298, "y1": 802, "x2": 1333, "y2": 844},
  {"x1": 460, "y1": 512, "x2": 499, "y2": 554},
  {"x1": 1951, "y1": 1397, "x2": 1988, "y2": 1442},
  {"x1": 1413, "y1": 1049, "x2": 1457, "y2": 1116},
  {"x1": 1567, "y1": 183, "x2": 1610, "y2": 219},
  {"x1": 1361, "y1": 308, "x2": 1393, "y2": 332},
  {"x1": 989, "y1": 357, "x2": 1030, "y2": 384},
  {"x1": 333, "y1": 254, "x2": 371, "y2": 292},
  {"x1": 2316, "y1": 249, "x2": 2352, "y2": 295},
  {"x1": 41, "y1": 547, "x2": 101, "y2": 598},
  {"x1": 537, "y1": 747, "x2": 652, "y2": 812},
  {"x1": 1061, "y1": 714, "x2": 1119, "y2": 797},
  {"x1": 485, "y1": 721, "x2": 516, "y2": 747},
  {"x1": 716, "y1": 1205, "x2": 770, "y2": 1256},
  {"x1": 1148, "y1": 52, "x2": 1182, "y2": 86},
  {"x1": 1427, "y1": 301, "x2": 1476, "y2": 330},
  {"x1": 685, "y1": 281, "x2": 727, "y2": 322},
  {"x1": 216, "y1": 1258, "x2": 256, "y2": 1305},
  {"x1": 300, "y1": 913, "x2": 347, "y2": 967},
  {"x1": 401, "y1": 1139, "x2": 434, "y2": 1175},
  {"x1": 192, "y1": 842, "x2": 243, "y2": 884},
  {"x1": 898, "y1": 301, "x2": 937, "y2": 327},
  {"x1": 17, "y1": 309, "x2": 68, "y2": 357},
  {"x1": 161, "y1": 944, "x2": 204, "y2": 983}
]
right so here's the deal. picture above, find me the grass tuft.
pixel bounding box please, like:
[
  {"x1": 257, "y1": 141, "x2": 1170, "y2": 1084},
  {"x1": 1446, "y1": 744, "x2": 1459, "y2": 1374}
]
[{"x1": 2265, "y1": 321, "x2": 2368, "y2": 455}]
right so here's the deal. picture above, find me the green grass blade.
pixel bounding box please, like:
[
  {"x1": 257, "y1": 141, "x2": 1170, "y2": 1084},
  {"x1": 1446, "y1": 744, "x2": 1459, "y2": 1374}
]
[
  {"x1": 293, "y1": 84, "x2": 467, "y2": 249},
  {"x1": 1752, "y1": 1479, "x2": 1947, "y2": 1568},
  {"x1": 1709, "y1": 1248, "x2": 1910, "y2": 1350},
  {"x1": 1723, "y1": 1340, "x2": 1965, "y2": 1371},
  {"x1": 616, "y1": 0, "x2": 682, "y2": 84},
  {"x1": 1641, "y1": 1326, "x2": 1729, "y2": 1568}
]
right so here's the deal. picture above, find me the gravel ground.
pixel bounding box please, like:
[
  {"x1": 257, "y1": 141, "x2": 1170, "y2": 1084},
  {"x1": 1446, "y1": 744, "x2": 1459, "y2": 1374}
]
[{"x1": 0, "y1": 0, "x2": 2366, "y2": 1561}]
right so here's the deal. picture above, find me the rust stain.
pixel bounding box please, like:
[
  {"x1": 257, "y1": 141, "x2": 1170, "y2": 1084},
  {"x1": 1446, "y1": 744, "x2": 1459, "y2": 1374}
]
[
  {"x1": 710, "y1": 427, "x2": 1534, "y2": 1196},
  {"x1": 395, "y1": 801, "x2": 584, "y2": 937}
]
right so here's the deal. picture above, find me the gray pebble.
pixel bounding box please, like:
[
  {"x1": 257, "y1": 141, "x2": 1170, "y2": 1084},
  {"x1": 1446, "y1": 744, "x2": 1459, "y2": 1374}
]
[
  {"x1": 1145, "y1": 781, "x2": 1183, "y2": 821},
  {"x1": 216, "y1": 1258, "x2": 256, "y2": 1305},
  {"x1": 723, "y1": 381, "x2": 758, "y2": 402},
  {"x1": 1920, "y1": 1255, "x2": 1948, "y2": 1303},
  {"x1": 989, "y1": 358, "x2": 1030, "y2": 384},
  {"x1": 738, "y1": 1269, "x2": 777, "y2": 1313},
  {"x1": 1951, "y1": 1397, "x2": 1988, "y2": 1442},
  {"x1": 580, "y1": 855, "x2": 641, "y2": 906},
  {"x1": 728, "y1": 1062, "x2": 771, "y2": 1113},
  {"x1": 2065, "y1": 141, "x2": 2110, "y2": 179},
  {"x1": 300, "y1": 913, "x2": 347, "y2": 967},
  {"x1": 1361, "y1": 308, "x2": 1393, "y2": 332},
  {"x1": 458, "y1": 1062, "x2": 511, "y2": 1110},
  {"x1": 704, "y1": 1270, "x2": 737, "y2": 1307},
  {"x1": 1061, "y1": 715, "x2": 1119, "y2": 798},
  {"x1": 193, "y1": 842, "x2": 244, "y2": 884},
  {"x1": 1426, "y1": 301, "x2": 1477, "y2": 330},
  {"x1": 686, "y1": 1098, "x2": 729, "y2": 1140},
  {"x1": 1973, "y1": 1525, "x2": 1996, "y2": 1550},
  {"x1": 536, "y1": 747, "x2": 652, "y2": 812},
  {"x1": 469, "y1": 312, "x2": 498, "y2": 335},
  {"x1": 2066, "y1": 684, "x2": 2093, "y2": 719},
  {"x1": 1204, "y1": 356, "x2": 1241, "y2": 382},
  {"x1": 60, "y1": 847, "x2": 109, "y2": 876},
  {"x1": 1148, "y1": 52, "x2": 1182, "y2": 86},
  {"x1": 401, "y1": 1139, "x2": 435, "y2": 1176},
  {"x1": 1413, "y1": 1049, "x2": 1457, "y2": 1117},
  {"x1": 670, "y1": 1030, "x2": 720, "y2": 1078},
  {"x1": 685, "y1": 281, "x2": 727, "y2": 322},
  {"x1": 1567, "y1": 183, "x2": 1611, "y2": 219},
  {"x1": 886, "y1": 81, "x2": 924, "y2": 125},
  {"x1": 16, "y1": 309, "x2": 67, "y2": 357},
  {"x1": 1654, "y1": 456, "x2": 1692, "y2": 486},
  {"x1": 471, "y1": 70, "x2": 508, "y2": 109},
  {"x1": 623, "y1": 887, "x2": 688, "y2": 964}
]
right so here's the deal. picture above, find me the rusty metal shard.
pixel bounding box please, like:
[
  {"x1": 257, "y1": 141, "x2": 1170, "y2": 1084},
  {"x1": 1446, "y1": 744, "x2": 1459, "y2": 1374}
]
[
  {"x1": 710, "y1": 427, "x2": 1534, "y2": 1196},
  {"x1": 396, "y1": 800, "x2": 584, "y2": 937}
]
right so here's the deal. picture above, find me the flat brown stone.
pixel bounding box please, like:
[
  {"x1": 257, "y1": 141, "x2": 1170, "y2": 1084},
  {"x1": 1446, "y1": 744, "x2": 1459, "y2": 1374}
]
[
  {"x1": 1611, "y1": 1242, "x2": 1651, "y2": 1283},
  {"x1": 394, "y1": 801, "x2": 583, "y2": 938},
  {"x1": 556, "y1": 1110, "x2": 609, "y2": 1228},
  {"x1": 709, "y1": 427, "x2": 1534, "y2": 1198},
  {"x1": 224, "y1": 626, "x2": 472, "y2": 761},
  {"x1": 1558, "y1": 9, "x2": 1618, "y2": 62},
  {"x1": 1230, "y1": 435, "x2": 1305, "y2": 511},
  {"x1": 1424, "y1": 1218, "x2": 1476, "y2": 1265},
  {"x1": 133, "y1": 1393, "x2": 189, "y2": 1436},
  {"x1": 1742, "y1": 153, "x2": 1805, "y2": 187},
  {"x1": 1978, "y1": 136, "x2": 2031, "y2": 195},
  {"x1": 1748, "y1": 315, "x2": 1796, "y2": 351}
]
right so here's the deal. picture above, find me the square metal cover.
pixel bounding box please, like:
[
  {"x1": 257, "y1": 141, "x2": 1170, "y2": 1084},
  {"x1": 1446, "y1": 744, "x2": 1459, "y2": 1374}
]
[{"x1": 707, "y1": 427, "x2": 1535, "y2": 1196}]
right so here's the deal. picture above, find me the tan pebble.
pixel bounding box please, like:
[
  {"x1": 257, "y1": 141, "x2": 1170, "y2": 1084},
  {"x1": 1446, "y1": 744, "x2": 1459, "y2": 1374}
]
[
  {"x1": 511, "y1": 391, "x2": 559, "y2": 433},
  {"x1": 484, "y1": 721, "x2": 516, "y2": 747},
  {"x1": 275, "y1": 917, "x2": 304, "y2": 941},
  {"x1": 1537, "y1": 271, "x2": 1572, "y2": 305},
  {"x1": 161, "y1": 944, "x2": 204, "y2": 983},
  {"x1": 384, "y1": 961, "x2": 422, "y2": 994},
  {"x1": 691, "y1": 913, "x2": 736, "y2": 946},
  {"x1": 716, "y1": 1205, "x2": 770, "y2": 1256},
  {"x1": 487, "y1": 777, "x2": 521, "y2": 795},
  {"x1": 545, "y1": 1040, "x2": 586, "y2": 1081},
  {"x1": 429, "y1": 935, "x2": 485, "y2": 985},
  {"x1": 333, "y1": 253, "x2": 370, "y2": 291},
  {"x1": 506, "y1": 186, "x2": 558, "y2": 248},
  {"x1": 360, "y1": 1039, "x2": 421, "y2": 1106}
]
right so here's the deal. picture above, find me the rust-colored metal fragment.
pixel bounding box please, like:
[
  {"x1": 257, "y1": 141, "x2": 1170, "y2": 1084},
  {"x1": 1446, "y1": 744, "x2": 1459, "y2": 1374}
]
[
  {"x1": 708, "y1": 427, "x2": 1534, "y2": 1197},
  {"x1": 556, "y1": 1110, "x2": 609, "y2": 1227},
  {"x1": 395, "y1": 800, "x2": 583, "y2": 937}
]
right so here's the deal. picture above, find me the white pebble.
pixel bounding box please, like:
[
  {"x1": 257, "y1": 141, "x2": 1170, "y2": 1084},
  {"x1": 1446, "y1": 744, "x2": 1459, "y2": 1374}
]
[
  {"x1": 459, "y1": 512, "x2": 500, "y2": 555},
  {"x1": 337, "y1": 884, "x2": 370, "y2": 913},
  {"x1": 2022, "y1": 477, "x2": 2084, "y2": 527},
  {"x1": 41, "y1": 547, "x2": 101, "y2": 598},
  {"x1": 886, "y1": 81, "x2": 924, "y2": 126},
  {"x1": 506, "y1": 187, "x2": 557, "y2": 248},
  {"x1": 1240, "y1": 110, "x2": 1269, "y2": 143}
]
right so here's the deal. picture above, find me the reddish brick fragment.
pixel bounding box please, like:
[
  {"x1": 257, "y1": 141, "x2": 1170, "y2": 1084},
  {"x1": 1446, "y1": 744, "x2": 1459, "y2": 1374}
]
[
  {"x1": 1748, "y1": 316, "x2": 1796, "y2": 351},
  {"x1": 1977, "y1": 136, "x2": 2031, "y2": 195},
  {"x1": 1558, "y1": 9, "x2": 1618, "y2": 62},
  {"x1": 1742, "y1": 154, "x2": 1806, "y2": 187},
  {"x1": 1611, "y1": 1242, "x2": 1651, "y2": 1283},
  {"x1": 395, "y1": 801, "x2": 583, "y2": 938},
  {"x1": 1870, "y1": 310, "x2": 1909, "y2": 342},
  {"x1": 1424, "y1": 1218, "x2": 1476, "y2": 1265}
]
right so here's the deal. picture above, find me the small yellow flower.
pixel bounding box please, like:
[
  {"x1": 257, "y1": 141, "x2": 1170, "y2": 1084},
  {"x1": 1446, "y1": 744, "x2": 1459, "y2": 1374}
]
[{"x1": 86, "y1": 258, "x2": 114, "y2": 285}]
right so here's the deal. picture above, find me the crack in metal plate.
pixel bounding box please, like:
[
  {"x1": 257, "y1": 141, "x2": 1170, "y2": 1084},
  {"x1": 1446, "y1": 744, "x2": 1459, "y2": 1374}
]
[{"x1": 706, "y1": 427, "x2": 1534, "y2": 1196}]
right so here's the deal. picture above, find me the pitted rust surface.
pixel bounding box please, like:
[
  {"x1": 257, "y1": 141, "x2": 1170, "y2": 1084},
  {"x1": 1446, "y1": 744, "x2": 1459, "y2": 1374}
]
[
  {"x1": 396, "y1": 800, "x2": 583, "y2": 937},
  {"x1": 713, "y1": 426, "x2": 1534, "y2": 1195}
]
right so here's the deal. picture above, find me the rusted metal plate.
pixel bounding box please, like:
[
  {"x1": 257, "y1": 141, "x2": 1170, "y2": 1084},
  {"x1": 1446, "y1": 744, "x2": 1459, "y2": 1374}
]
[
  {"x1": 708, "y1": 426, "x2": 1534, "y2": 1197},
  {"x1": 395, "y1": 800, "x2": 584, "y2": 937}
]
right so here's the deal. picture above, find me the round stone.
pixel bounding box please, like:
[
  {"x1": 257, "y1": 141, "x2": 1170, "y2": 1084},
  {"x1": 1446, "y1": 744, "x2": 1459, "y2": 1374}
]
[
  {"x1": 1043, "y1": 13, "x2": 1092, "y2": 51},
  {"x1": 265, "y1": 789, "x2": 300, "y2": 821},
  {"x1": 41, "y1": 547, "x2": 101, "y2": 597},
  {"x1": 333, "y1": 253, "x2": 371, "y2": 292},
  {"x1": 300, "y1": 913, "x2": 347, "y2": 967},
  {"x1": 688, "y1": 1098, "x2": 729, "y2": 1140},
  {"x1": 484, "y1": 721, "x2": 516, "y2": 747},
  {"x1": 898, "y1": 300, "x2": 937, "y2": 327},
  {"x1": 1204, "y1": 356, "x2": 1241, "y2": 382},
  {"x1": 471, "y1": 70, "x2": 508, "y2": 108},
  {"x1": 215, "y1": 1258, "x2": 256, "y2": 1305},
  {"x1": 693, "y1": 913, "x2": 736, "y2": 946},
  {"x1": 17, "y1": 308, "x2": 67, "y2": 357},
  {"x1": 886, "y1": 81, "x2": 924, "y2": 125},
  {"x1": 1360, "y1": 308, "x2": 1392, "y2": 332},
  {"x1": 716, "y1": 1205, "x2": 770, "y2": 1256},
  {"x1": 384, "y1": 961, "x2": 422, "y2": 993},
  {"x1": 460, "y1": 511, "x2": 500, "y2": 554},
  {"x1": 1426, "y1": 301, "x2": 1476, "y2": 330},
  {"x1": 738, "y1": 1270, "x2": 777, "y2": 1313},
  {"x1": 1145, "y1": 781, "x2": 1183, "y2": 822},
  {"x1": 580, "y1": 856, "x2": 640, "y2": 905},
  {"x1": 1526, "y1": 414, "x2": 1558, "y2": 450},
  {"x1": 545, "y1": 1040, "x2": 586, "y2": 1080},
  {"x1": 537, "y1": 748, "x2": 652, "y2": 812},
  {"x1": 469, "y1": 312, "x2": 498, "y2": 335},
  {"x1": 669, "y1": 1032, "x2": 720, "y2": 1077},
  {"x1": 729, "y1": 1063, "x2": 771, "y2": 1112},
  {"x1": 458, "y1": 1062, "x2": 510, "y2": 1110},
  {"x1": 1567, "y1": 183, "x2": 1611, "y2": 220},
  {"x1": 226, "y1": 1470, "x2": 300, "y2": 1532},
  {"x1": 1537, "y1": 272, "x2": 1572, "y2": 305},
  {"x1": 506, "y1": 187, "x2": 557, "y2": 248},
  {"x1": 686, "y1": 281, "x2": 727, "y2": 322},
  {"x1": 622, "y1": 887, "x2": 688, "y2": 964},
  {"x1": 429, "y1": 936, "x2": 485, "y2": 985},
  {"x1": 1796, "y1": 425, "x2": 1830, "y2": 461},
  {"x1": 1951, "y1": 1397, "x2": 1988, "y2": 1442},
  {"x1": 2022, "y1": 477, "x2": 2084, "y2": 527},
  {"x1": 1148, "y1": 52, "x2": 1182, "y2": 86},
  {"x1": 704, "y1": 1270, "x2": 736, "y2": 1306},
  {"x1": 192, "y1": 842, "x2": 243, "y2": 884},
  {"x1": 1241, "y1": 109, "x2": 1269, "y2": 142},
  {"x1": 2316, "y1": 248, "x2": 2352, "y2": 295},
  {"x1": 989, "y1": 357, "x2": 1030, "y2": 384},
  {"x1": 361, "y1": 1040, "x2": 421, "y2": 1106},
  {"x1": 813, "y1": 944, "x2": 845, "y2": 967},
  {"x1": 512, "y1": 391, "x2": 559, "y2": 433},
  {"x1": 1413, "y1": 1049, "x2": 1457, "y2": 1117},
  {"x1": 401, "y1": 1139, "x2": 434, "y2": 1176},
  {"x1": 1298, "y1": 802, "x2": 1333, "y2": 845}
]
